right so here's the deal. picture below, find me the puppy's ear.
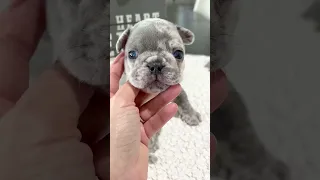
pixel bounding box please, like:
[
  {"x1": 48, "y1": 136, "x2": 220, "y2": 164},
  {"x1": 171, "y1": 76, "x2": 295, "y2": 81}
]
[
  {"x1": 176, "y1": 26, "x2": 195, "y2": 45},
  {"x1": 116, "y1": 27, "x2": 131, "y2": 53}
]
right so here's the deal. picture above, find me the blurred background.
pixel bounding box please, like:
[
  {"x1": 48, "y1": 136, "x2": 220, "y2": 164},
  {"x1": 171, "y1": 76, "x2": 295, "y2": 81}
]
[
  {"x1": 166, "y1": 0, "x2": 210, "y2": 56},
  {"x1": 211, "y1": 0, "x2": 320, "y2": 180}
]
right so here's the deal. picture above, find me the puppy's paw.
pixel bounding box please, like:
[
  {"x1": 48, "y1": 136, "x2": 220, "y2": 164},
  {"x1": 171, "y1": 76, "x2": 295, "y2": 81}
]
[
  {"x1": 181, "y1": 111, "x2": 202, "y2": 126},
  {"x1": 205, "y1": 61, "x2": 210, "y2": 71},
  {"x1": 148, "y1": 139, "x2": 160, "y2": 153},
  {"x1": 153, "y1": 143, "x2": 159, "y2": 151},
  {"x1": 148, "y1": 154, "x2": 158, "y2": 164}
]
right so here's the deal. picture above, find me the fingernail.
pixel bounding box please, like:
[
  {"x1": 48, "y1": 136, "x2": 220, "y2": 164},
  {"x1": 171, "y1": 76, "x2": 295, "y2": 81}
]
[{"x1": 112, "y1": 51, "x2": 124, "y2": 64}]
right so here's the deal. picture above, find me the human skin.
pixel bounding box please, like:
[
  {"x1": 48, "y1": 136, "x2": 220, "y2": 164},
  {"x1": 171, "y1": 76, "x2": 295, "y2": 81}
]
[
  {"x1": 109, "y1": 52, "x2": 181, "y2": 179},
  {"x1": 211, "y1": 70, "x2": 228, "y2": 112},
  {"x1": 210, "y1": 70, "x2": 228, "y2": 160},
  {"x1": 0, "y1": 0, "x2": 108, "y2": 179}
]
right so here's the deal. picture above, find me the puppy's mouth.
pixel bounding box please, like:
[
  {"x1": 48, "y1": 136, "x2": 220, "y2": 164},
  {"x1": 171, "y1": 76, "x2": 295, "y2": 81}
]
[
  {"x1": 129, "y1": 66, "x2": 181, "y2": 93},
  {"x1": 143, "y1": 77, "x2": 170, "y2": 93},
  {"x1": 147, "y1": 78, "x2": 167, "y2": 87}
]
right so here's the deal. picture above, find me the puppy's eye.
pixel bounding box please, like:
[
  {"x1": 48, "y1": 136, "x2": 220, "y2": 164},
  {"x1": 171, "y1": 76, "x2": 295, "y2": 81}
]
[
  {"x1": 173, "y1": 50, "x2": 184, "y2": 60},
  {"x1": 128, "y1": 50, "x2": 138, "y2": 59}
]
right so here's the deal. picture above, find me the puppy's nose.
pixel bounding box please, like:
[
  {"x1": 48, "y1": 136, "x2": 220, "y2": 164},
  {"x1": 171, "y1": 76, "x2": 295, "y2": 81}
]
[{"x1": 147, "y1": 62, "x2": 165, "y2": 74}]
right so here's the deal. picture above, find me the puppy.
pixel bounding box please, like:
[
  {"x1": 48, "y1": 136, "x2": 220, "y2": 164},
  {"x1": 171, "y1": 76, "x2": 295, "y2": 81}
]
[
  {"x1": 116, "y1": 18, "x2": 202, "y2": 163},
  {"x1": 47, "y1": 0, "x2": 110, "y2": 88},
  {"x1": 47, "y1": 1, "x2": 202, "y2": 163}
]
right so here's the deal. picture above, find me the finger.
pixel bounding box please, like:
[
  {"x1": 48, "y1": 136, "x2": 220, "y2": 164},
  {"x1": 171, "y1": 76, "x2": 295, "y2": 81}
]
[
  {"x1": 0, "y1": 65, "x2": 97, "y2": 179},
  {"x1": 211, "y1": 70, "x2": 228, "y2": 112},
  {"x1": 110, "y1": 52, "x2": 125, "y2": 98},
  {"x1": 91, "y1": 136, "x2": 110, "y2": 180},
  {"x1": 142, "y1": 103, "x2": 178, "y2": 144},
  {"x1": 1, "y1": 64, "x2": 94, "y2": 143},
  {"x1": 139, "y1": 84, "x2": 181, "y2": 121},
  {"x1": 1, "y1": 0, "x2": 45, "y2": 53},
  {"x1": 135, "y1": 91, "x2": 161, "y2": 107},
  {"x1": 112, "y1": 82, "x2": 140, "y2": 106},
  {"x1": 137, "y1": 143, "x2": 149, "y2": 180},
  {"x1": 134, "y1": 91, "x2": 151, "y2": 107},
  {"x1": 210, "y1": 134, "x2": 217, "y2": 163},
  {"x1": 78, "y1": 91, "x2": 109, "y2": 145},
  {"x1": 0, "y1": 0, "x2": 45, "y2": 104}
]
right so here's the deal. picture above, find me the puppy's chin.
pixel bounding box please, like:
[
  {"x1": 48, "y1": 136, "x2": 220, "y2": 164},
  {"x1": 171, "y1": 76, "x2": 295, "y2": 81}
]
[
  {"x1": 141, "y1": 81, "x2": 170, "y2": 94},
  {"x1": 129, "y1": 79, "x2": 170, "y2": 94}
]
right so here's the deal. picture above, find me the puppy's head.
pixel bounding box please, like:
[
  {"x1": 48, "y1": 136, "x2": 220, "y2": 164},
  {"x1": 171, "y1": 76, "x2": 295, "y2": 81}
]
[{"x1": 116, "y1": 18, "x2": 195, "y2": 93}]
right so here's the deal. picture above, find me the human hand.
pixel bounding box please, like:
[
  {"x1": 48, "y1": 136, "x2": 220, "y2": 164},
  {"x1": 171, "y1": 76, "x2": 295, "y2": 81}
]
[
  {"x1": 0, "y1": 1, "x2": 111, "y2": 179},
  {"x1": 109, "y1": 52, "x2": 182, "y2": 180},
  {"x1": 211, "y1": 70, "x2": 227, "y2": 113},
  {"x1": 210, "y1": 69, "x2": 228, "y2": 161}
]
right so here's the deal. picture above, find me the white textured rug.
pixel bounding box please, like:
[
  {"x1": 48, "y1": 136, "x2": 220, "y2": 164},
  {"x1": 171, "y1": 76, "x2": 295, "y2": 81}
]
[{"x1": 110, "y1": 54, "x2": 210, "y2": 180}]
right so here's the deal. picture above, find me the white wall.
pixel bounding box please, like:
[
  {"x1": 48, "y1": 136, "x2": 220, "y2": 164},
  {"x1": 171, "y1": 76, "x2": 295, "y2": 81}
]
[{"x1": 193, "y1": 0, "x2": 210, "y2": 20}]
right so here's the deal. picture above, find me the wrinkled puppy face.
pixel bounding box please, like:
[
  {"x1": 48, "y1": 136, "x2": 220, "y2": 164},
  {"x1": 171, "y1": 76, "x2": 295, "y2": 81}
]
[{"x1": 116, "y1": 18, "x2": 195, "y2": 93}]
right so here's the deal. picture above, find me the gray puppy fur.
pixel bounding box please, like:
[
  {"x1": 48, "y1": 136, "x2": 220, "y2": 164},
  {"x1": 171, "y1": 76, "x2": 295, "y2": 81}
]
[
  {"x1": 47, "y1": 0, "x2": 110, "y2": 87},
  {"x1": 208, "y1": 0, "x2": 240, "y2": 71},
  {"x1": 116, "y1": 18, "x2": 202, "y2": 163},
  {"x1": 116, "y1": 18, "x2": 190, "y2": 94}
]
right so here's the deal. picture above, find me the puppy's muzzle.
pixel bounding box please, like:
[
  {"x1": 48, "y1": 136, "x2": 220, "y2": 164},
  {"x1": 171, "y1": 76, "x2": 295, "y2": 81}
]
[{"x1": 147, "y1": 60, "x2": 165, "y2": 75}]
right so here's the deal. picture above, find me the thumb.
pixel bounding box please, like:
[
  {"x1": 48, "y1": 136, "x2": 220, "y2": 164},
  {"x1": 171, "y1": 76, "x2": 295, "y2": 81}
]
[
  {"x1": 210, "y1": 134, "x2": 217, "y2": 162},
  {"x1": 112, "y1": 81, "x2": 140, "y2": 105},
  {"x1": 137, "y1": 144, "x2": 149, "y2": 180}
]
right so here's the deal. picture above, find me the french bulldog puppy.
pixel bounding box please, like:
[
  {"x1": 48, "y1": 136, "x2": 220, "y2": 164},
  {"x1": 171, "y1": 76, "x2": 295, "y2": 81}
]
[
  {"x1": 47, "y1": 0, "x2": 110, "y2": 88},
  {"x1": 46, "y1": 1, "x2": 202, "y2": 164},
  {"x1": 116, "y1": 18, "x2": 202, "y2": 163}
]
